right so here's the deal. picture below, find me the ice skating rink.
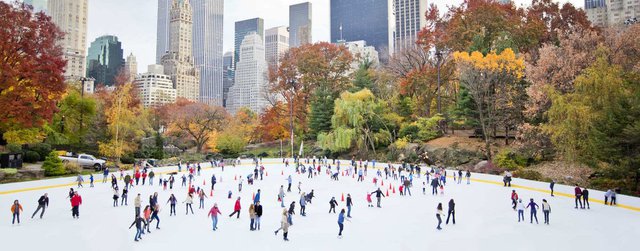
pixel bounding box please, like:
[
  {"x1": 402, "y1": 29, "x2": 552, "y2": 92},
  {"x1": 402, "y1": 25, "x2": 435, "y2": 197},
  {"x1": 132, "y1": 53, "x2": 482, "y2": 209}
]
[{"x1": 1, "y1": 159, "x2": 638, "y2": 251}]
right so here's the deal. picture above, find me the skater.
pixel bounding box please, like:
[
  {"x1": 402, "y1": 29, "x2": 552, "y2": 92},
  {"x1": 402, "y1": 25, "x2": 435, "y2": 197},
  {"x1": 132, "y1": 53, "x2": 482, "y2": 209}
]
[
  {"x1": 183, "y1": 194, "x2": 194, "y2": 215},
  {"x1": 542, "y1": 199, "x2": 551, "y2": 224},
  {"x1": 503, "y1": 171, "x2": 512, "y2": 187},
  {"x1": 329, "y1": 197, "x2": 338, "y2": 213},
  {"x1": 76, "y1": 174, "x2": 84, "y2": 188},
  {"x1": 574, "y1": 185, "x2": 583, "y2": 209},
  {"x1": 249, "y1": 204, "x2": 256, "y2": 230},
  {"x1": 149, "y1": 170, "x2": 155, "y2": 186},
  {"x1": 71, "y1": 191, "x2": 82, "y2": 219},
  {"x1": 11, "y1": 200, "x2": 23, "y2": 225},
  {"x1": 134, "y1": 194, "x2": 142, "y2": 217},
  {"x1": 297, "y1": 181, "x2": 302, "y2": 194},
  {"x1": 465, "y1": 170, "x2": 471, "y2": 184},
  {"x1": 446, "y1": 199, "x2": 455, "y2": 225},
  {"x1": 121, "y1": 187, "x2": 129, "y2": 206},
  {"x1": 299, "y1": 192, "x2": 307, "y2": 216},
  {"x1": 516, "y1": 199, "x2": 525, "y2": 222},
  {"x1": 278, "y1": 185, "x2": 286, "y2": 207},
  {"x1": 254, "y1": 189, "x2": 261, "y2": 205},
  {"x1": 346, "y1": 194, "x2": 353, "y2": 218},
  {"x1": 511, "y1": 190, "x2": 519, "y2": 210},
  {"x1": 211, "y1": 174, "x2": 217, "y2": 191},
  {"x1": 149, "y1": 205, "x2": 160, "y2": 229},
  {"x1": 166, "y1": 194, "x2": 177, "y2": 216},
  {"x1": 370, "y1": 188, "x2": 385, "y2": 208},
  {"x1": 208, "y1": 203, "x2": 221, "y2": 231},
  {"x1": 198, "y1": 190, "x2": 208, "y2": 209},
  {"x1": 436, "y1": 203, "x2": 444, "y2": 230},
  {"x1": 274, "y1": 209, "x2": 290, "y2": 241},
  {"x1": 124, "y1": 174, "x2": 131, "y2": 189},
  {"x1": 229, "y1": 197, "x2": 241, "y2": 218},
  {"x1": 430, "y1": 177, "x2": 439, "y2": 195},
  {"x1": 526, "y1": 198, "x2": 539, "y2": 224},
  {"x1": 338, "y1": 209, "x2": 347, "y2": 238},
  {"x1": 404, "y1": 179, "x2": 412, "y2": 196},
  {"x1": 89, "y1": 174, "x2": 94, "y2": 187},
  {"x1": 129, "y1": 215, "x2": 147, "y2": 242},
  {"x1": 605, "y1": 189, "x2": 612, "y2": 205},
  {"x1": 582, "y1": 188, "x2": 590, "y2": 209},
  {"x1": 550, "y1": 180, "x2": 555, "y2": 197},
  {"x1": 103, "y1": 167, "x2": 109, "y2": 183},
  {"x1": 113, "y1": 187, "x2": 120, "y2": 207},
  {"x1": 31, "y1": 193, "x2": 49, "y2": 219},
  {"x1": 611, "y1": 188, "x2": 618, "y2": 205},
  {"x1": 287, "y1": 175, "x2": 292, "y2": 192},
  {"x1": 255, "y1": 201, "x2": 263, "y2": 230},
  {"x1": 366, "y1": 193, "x2": 373, "y2": 207},
  {"x1": 457, "y1": 170, "x2": 463, "y2": 184},
  {"x1": 306, "y1": 190, "x2": 315, "y2": 204}
]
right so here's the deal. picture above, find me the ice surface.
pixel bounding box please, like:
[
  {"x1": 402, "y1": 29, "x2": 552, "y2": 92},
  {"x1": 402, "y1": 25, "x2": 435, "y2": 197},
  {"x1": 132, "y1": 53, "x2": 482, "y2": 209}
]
[{"x1": 1, "y1": 159, "x2": 638, "y2": 251}]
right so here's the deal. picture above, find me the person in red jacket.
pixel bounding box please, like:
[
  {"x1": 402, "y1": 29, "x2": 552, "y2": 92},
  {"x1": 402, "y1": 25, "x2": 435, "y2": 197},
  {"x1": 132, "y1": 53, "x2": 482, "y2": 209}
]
[
  {"x1": 229, "y1": 197, "x2": 241, "y2": 218},
  {"x1": 574, "y1": 185, "x2": 583, "y2": 209},
  {"x1": 511, "y1": 190, "x2": 518, "y2": 210},
  {"x1": 142, "y1": 171, "x2": 148, "y2": 185},
  {"x1": 71, "y1": 192, "x2": 82, "y2": 219},
  {"x1": 135, "y1": 171, "x2": 141, "y2": 185}
]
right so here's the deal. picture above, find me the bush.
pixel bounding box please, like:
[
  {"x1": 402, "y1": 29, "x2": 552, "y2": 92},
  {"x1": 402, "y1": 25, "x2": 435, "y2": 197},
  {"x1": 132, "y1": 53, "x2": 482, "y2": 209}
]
[
  {"x1": 494, "y1": 149, "x2": 527, "y2": 171},
  {"x1": 6, "y1": 144, "x2": 22, "y2": 153},
  {"x1": 64, "y1": 162, "x2": 82, "y2": 174},
  {"x1": 398, "y1": 115, "x2": 444, "y2": 142},
  {"x1": 514, "y1": 169, "x2": 543, "y2": 181},
  {"x1": 120, "y1": 155, "x2": 136, "y2": 165},
  {"x1": 42, "y1": 151, "x2": 65, "y2": 176},
  {"x1": 23, "y1": 151, "x2": 41, "y2": 163},
  {"x1": 398, "y1": 124, "x2": 420, "y2": 142},
  {"x1": 257, "y1": 152, "x2": 269, "y2": 158},
  {"x1": 28, "y1": 143, "x2": 51, "y2": 161}
]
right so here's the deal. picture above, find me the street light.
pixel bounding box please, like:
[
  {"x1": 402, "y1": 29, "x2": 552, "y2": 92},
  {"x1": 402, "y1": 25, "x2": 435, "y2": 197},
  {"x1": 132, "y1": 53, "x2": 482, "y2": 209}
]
[
  {"x1": 288, "y1": 79, "x2": 296, "y2": 160},
  {"x1": 77, "y1": 76, "x2": 94, "y2": 148}
]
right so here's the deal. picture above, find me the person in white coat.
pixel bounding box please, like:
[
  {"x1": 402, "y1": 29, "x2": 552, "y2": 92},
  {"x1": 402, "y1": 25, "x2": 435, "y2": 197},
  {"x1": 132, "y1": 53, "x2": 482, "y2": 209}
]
[
  {"x1": 516, "y1": 199, "x2": 525, "y2": 222},
  {"x1": 183, "y1": 194, "x2": 194, "y2": 215}
]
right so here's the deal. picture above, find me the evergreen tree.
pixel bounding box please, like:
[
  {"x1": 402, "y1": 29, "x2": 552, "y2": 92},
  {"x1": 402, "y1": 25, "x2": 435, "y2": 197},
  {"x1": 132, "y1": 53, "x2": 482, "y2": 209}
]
[{"x1": 308, "y1": 87, "x2": 335, "y2": 139}]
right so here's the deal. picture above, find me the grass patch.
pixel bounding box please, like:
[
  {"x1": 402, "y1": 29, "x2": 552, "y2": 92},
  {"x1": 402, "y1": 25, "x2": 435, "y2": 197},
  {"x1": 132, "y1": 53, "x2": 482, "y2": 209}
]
[{"x1": 0, "y1": 168, "x2": 18, "y2": 174}]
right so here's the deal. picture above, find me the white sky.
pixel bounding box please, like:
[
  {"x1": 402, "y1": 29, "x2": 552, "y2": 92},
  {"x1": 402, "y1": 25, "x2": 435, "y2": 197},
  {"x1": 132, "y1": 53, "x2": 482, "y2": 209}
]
[{"x1": 16, "y1": 0, "x2": 583, "y2": 71}]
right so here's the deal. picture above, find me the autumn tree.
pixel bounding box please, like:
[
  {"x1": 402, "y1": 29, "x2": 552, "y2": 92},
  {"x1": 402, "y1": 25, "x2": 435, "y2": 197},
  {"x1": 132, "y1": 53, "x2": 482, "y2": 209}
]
[
  {"x1": 269, "y1": 42, "x2": 353, "y2": 136},
  {"x1": 164, "y1": 99, "x2": 228, "y2": 153},
  {"x1": 454, "y1": 48, "x2": 525, "y2": 159},
  {"x1": 255, "y1": 102, "x2": 290, "y2": 142},
  {"x1": 98, "y1": 83, "x2": 151, "y2": 162},
  {"x1": 0, "y1": 2, "x2": 66, "y2": 143}
]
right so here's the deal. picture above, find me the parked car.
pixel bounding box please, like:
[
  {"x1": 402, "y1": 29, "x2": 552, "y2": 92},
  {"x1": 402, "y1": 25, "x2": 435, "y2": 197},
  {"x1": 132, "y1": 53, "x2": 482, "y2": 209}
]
[{"x1": 59, "y1": 153, "x2": 106, "y2": 171}]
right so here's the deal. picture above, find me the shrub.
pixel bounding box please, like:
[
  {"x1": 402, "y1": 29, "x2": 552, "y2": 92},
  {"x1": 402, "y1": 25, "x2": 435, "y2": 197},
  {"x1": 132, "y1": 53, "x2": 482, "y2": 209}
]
[
  {"x1": 257, "y1": 152, "x2": 269, "y2": 158},
  {"x1": 398, "y1": 124, "x2": 420, "y2": 142},
  {"x1": 23, "y1": 151, "x2": 41, "y2": 163},
  {"x1": 120, "y1": 155, "x2": 136, "y2": 165},
  {"x1": 514, "y1": 169, "x2": 543, "y2": 181},
  {"x1": 28, "y1": 143, "x2": 51, "y2": 161},
  {"x1": 494, "y1": 149, "x2": 527, "y2": 171},
  {"x1": 42, "y1": 151, "x2": 65, "y2": 176},
  {"x1": 64, "y1": 162, "x2": 82, "y2": 174},
  {"x1": 6, "y1": 144, "x2": 22, "y2": 153}
]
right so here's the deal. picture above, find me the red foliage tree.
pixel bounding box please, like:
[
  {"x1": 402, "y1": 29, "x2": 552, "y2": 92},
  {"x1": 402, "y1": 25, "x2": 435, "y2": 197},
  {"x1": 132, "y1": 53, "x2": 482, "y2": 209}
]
[{"x1": 0, "y1": 2, "x2": 66, "y2": 133}]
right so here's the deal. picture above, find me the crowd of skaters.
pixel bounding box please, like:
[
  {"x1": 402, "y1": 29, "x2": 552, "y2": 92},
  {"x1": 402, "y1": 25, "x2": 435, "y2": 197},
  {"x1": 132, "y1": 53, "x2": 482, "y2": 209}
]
[{"x1": 5, "y1": 156, "x2": 627, "y2": 242}]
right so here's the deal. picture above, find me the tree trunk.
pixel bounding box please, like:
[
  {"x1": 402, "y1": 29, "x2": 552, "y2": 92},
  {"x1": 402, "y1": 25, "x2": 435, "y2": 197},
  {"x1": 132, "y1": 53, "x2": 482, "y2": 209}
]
[
  {"x1": 505, "y1": 126, "x2": 509, "y2": 145},
  {"x1": 478, "y1": 105, "x2": 492, "y2": 160}
]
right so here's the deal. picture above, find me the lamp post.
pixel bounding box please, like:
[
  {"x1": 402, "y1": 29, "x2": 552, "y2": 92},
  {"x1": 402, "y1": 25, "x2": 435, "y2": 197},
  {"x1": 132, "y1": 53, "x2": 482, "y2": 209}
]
[
  {"x1": 288, "y1": 80, "x2": 295, "y2": 159},
  {"x1": 60, "y1": 115, "x2": 65, "y2": 133},
  {"x1": 78, "y1": 77, "x2": 94, "y2": 148}
]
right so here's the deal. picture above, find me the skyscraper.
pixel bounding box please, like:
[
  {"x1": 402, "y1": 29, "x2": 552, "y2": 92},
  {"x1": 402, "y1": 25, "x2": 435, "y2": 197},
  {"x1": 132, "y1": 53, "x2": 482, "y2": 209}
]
[
  {"x1": 393, "y1": 0, "x2": 427, "y2": 52},
  {"x1": 265, "y1": 26, "x2": 289, "y2": 70},
  {"x1": 585, "y1": 0, "x2": 639, "y2": 27},
  {"x1": 23, "y1": 0, "x2": 48, "y2": 12},
  {"x1": 161, "y1": 0, "x2": 200, "y2": 101},
  {"x1": 222, "y1": 51, "x2": 234, "y2": 107},
  {"x1": 86, "y1": 35, "x2": 124, "y2": 86},
  {"x1": 135, "y1": 65, "x2": 176, "y2": 107},
  {"x1": 124, "y1": 53, "x2": 138, "y2": 82},
  {"x1": 227, "y1": 32, "x2": 268, "y2": 115},
  {"x1": 289, "y1": 2, "x2": 312, "y2": 48},
  {"x1": 156, "y1": 0, "x2": 171, "y2": 64},
  {"x1": 46, "y1": 0, "x2": 88, "y2": 79},
  {"x1": 330, "y1": 0, "x2": 394, "y2": 62},
  {"x1": 234, "y1": 18, "x2": 264, "y2": 68},
  {"x1": 192, "y1": 0, "x2": 224, "y2": 106}
]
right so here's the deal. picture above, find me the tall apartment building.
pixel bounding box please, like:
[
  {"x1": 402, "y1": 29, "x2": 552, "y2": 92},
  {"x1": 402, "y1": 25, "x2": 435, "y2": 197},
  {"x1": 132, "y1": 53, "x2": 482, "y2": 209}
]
[
  {"x1": 86, "y1": 35, "x2": 124, "y2": 86},
  {"x1": 585, "y1": 0, "x2": 640, "y2": 27},
  {"x1": 289, "y1": 2, "x2": 312, "y2": 48},
  {"x1": 222, "y1": 51, "x2": 234, "y2": 107},
  {"x1": 124, "y1": 53, "x2": 138, "y2": 83},
  {"x1": 161, "y1": 0, "x2": 200, "y2": 101},
  {"x1": 156, "y1": 0, "x2": 171, "y2": 64},
  {"x1": 234, "y1": 18, "x2": 264, "y2": 69},
  {"x1": 226, "y1": 32, "x2": 268, "y2": 115},
  {"x1": 330, "y1": 0, "x2": 394, "y2": 62},
  {"x1": 135, "y1": 65, "x2": 177, "y2": 107},
  {"x1": 337, "y1": 40, "x2": 380, "y2": 71},
  {"x1": 393, "y1": 0, "x2": 427, "y2": 52},
  {"x1": 46, "y1": 0, "x2": 88, "y2": 79},
  {"x1": 265, "y1": 26, "x2": 290, "y2": 70},
  {"x1": 192, "y1": 0, "x2": 224, "y2": 106}
]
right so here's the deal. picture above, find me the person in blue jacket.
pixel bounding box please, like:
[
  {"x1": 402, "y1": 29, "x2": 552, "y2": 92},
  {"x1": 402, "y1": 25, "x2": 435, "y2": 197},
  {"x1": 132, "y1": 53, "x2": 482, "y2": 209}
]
[
  {"x1": 338, "y1": 209, "x2": 348, "y2": 238},
  {"x1": 254, "y1": 189, "x2": 261, "y2": 205},
  {"x1": 526, "y1": 198, "x2": 539, "y2": 224}
]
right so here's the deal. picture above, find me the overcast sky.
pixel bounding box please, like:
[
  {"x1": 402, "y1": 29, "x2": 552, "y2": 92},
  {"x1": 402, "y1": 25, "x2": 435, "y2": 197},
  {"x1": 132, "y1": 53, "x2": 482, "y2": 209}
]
[{"x1": 19, "y1": 0, "x2": 581, "y2": 71}]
